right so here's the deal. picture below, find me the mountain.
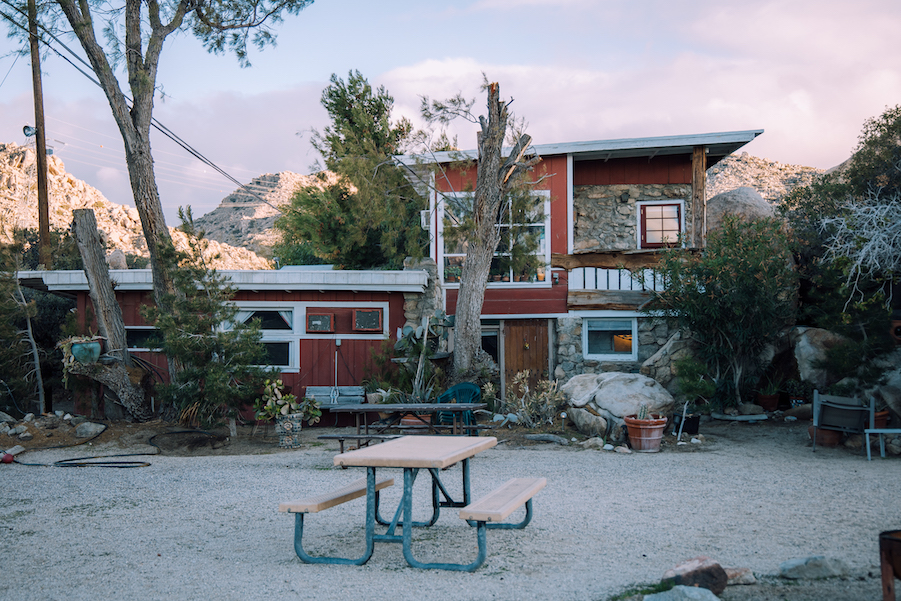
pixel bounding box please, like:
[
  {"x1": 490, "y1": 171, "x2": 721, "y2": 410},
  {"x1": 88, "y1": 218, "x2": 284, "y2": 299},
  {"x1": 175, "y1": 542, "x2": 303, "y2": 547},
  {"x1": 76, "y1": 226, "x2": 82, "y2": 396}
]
[
  {"x1": 0, "y1": 142, "x2": 271, "y2": 269},
  {"x1": 192, "y1": 171, "x2": 336, "y2": 255},
  {"x1": 707, "y1": 152, "x2": 824, "y2": 203}
]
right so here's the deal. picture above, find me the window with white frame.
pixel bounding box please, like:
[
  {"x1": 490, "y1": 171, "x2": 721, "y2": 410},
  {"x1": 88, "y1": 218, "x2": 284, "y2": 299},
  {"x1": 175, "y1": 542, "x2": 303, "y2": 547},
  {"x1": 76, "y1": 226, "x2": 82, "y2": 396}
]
[
  {"x1": 233, "y1": 308, "x2": 295, "y2": 368},
  {"x1": 583, "y1": 318, "x2": 638, "y2": 361},
  {"x1": 125, "y1": 326, "x2": 160, "y2": 351},
  {"x1": 638, "y1": 201, "x2": 682, "y2": 249},
  {"x1": 440, "y1": 190, "x2": 550, "y2": 284}
]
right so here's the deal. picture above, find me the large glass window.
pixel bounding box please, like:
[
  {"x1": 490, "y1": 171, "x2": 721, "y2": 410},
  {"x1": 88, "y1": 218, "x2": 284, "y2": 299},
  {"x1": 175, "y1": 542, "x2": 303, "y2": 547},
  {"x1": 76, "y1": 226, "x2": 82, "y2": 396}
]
[
  {"x1": 440, "y1": 190, "x2": 550, "y2": 285},
  {"x1": 234, "y1": 309, "x2": 294, "y2": 368},
  {"x1": 583, "y1": 318, "x2": 637, "y2": 361}
]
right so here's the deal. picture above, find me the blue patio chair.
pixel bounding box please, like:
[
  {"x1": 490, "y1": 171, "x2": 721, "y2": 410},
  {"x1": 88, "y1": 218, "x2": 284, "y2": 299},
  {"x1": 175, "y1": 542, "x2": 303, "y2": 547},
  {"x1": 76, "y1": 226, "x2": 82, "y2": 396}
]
[{"x1": 435, "y1": 382, "x2": 481, "y2": 432}]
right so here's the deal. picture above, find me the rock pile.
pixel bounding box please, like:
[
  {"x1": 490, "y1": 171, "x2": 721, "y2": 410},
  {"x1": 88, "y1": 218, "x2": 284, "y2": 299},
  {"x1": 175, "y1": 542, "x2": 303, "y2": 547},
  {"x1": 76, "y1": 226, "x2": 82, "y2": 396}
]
[
  {"x1": 0, "y1": 410, "x2": 105, "y2": 444},
  {"x1": 0, "y1": 142, "x2": 271, "y2": 270}
]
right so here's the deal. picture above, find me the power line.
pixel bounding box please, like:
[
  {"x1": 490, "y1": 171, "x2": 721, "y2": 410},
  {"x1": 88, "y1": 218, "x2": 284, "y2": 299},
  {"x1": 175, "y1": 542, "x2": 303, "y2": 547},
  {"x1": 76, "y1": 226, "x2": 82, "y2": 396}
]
[{"x1": 0, "y1": 0, "x2": 288, "y2": 214}]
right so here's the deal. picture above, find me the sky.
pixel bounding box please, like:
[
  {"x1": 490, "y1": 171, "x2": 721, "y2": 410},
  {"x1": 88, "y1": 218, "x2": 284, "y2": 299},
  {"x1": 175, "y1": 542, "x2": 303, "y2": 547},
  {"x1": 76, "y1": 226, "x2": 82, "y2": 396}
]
[{"x1": 1, "y1": 0, "x2": 900, "y2": 225}]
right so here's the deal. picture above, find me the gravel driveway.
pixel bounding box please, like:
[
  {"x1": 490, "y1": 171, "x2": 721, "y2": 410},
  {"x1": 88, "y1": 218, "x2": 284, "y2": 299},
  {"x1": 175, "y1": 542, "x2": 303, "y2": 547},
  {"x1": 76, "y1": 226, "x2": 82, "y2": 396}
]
[{"x1": 2, "y1": 420, "x2": 898, "y2": 600}]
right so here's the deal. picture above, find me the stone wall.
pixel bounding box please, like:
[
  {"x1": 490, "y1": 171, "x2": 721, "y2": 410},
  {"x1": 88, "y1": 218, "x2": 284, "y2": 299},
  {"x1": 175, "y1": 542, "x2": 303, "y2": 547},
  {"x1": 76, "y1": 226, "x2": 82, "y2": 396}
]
[
  {"x1": 572, "y1": 183, "x2": 692, "y2": 252},
  {"x1": 553, "y1": 315, "x2": 673, "y2": 383}
]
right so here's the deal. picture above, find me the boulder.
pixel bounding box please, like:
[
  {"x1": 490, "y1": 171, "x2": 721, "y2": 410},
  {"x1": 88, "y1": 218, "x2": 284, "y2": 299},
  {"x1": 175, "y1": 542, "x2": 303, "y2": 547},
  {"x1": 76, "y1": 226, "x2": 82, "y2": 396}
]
[
  {"x1": 645, "y1": 585, "x2": 720, "y2": 601},
  {"x1": 567, "y1": 407, "x2": 607, "y2": 438},
  {"x1": 789, "y1": 327, "x2": 847, "y2": 390},
  {"x1": 662, "y1": 556, "x2": 728, "y2": 595},
  {"x1": 640, "y1": 330, "x2": 698, "y2": 391},
  {"x1": 561, "y1": 372, "x2": 675, "y2": 441},
  {"x1": 779, "y1": 556, "x2": 849, "y2": 579},
  {"x1": 75, "y1": 422, "x2": 107, "y2": 439},
  {"x1": 106, "y1": 249, "x2": 128, "y2": 269},
  {"x1": 707, "y1": 186, "x2": 774, "y2": 231}
]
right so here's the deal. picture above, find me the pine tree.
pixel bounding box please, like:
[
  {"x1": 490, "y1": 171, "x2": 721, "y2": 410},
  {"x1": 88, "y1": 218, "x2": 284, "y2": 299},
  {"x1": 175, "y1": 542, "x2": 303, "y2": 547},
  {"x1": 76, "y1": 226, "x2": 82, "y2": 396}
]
[
  {"x1": 142, "y1": 208, "x2": 269, "y2": 427},
  {"x1": 275, "y1": 71, "x2": 427, "y2": 269}
]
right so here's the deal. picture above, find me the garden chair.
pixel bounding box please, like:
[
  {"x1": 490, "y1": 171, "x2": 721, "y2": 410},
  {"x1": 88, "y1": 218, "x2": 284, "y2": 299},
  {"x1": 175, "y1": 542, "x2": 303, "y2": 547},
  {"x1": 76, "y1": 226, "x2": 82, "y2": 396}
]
[
  {"x1": 435, "y1": 382, "x2": 481, "y2": 432},
  {"x1": 812, "y1": 389, "x2": 874, "y2": 453}
]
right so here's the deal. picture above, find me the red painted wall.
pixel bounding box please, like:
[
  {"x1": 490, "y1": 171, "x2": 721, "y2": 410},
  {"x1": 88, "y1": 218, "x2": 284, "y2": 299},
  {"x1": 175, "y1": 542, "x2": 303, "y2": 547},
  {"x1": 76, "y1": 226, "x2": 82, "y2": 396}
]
[{"x1": 573, "y1": 154, "x2": 693, "y2": 185}]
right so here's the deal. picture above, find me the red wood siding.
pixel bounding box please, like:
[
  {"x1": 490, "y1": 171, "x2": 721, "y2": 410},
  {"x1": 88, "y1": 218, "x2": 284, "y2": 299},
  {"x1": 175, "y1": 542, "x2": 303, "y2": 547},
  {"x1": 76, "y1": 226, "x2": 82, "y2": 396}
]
[
  {"x1": 573, "y1": 155, "x2": 692, "y2": 185},
  {"x1": 445, "y1": 271, "x2": 568, "y2": 316}
]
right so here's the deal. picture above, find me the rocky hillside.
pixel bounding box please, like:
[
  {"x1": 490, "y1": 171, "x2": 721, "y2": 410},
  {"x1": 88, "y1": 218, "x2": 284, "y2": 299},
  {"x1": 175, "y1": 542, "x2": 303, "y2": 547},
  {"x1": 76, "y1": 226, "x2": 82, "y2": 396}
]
[
  {"x1": 707, "y1": 152, "x2": 824, "y2": 203},
  {"x1": 0, "y1": 143, "x2": 271, "y2": 269},
  {"x1": 193, "y1": 171, "x2": 336, "y2": 255}
]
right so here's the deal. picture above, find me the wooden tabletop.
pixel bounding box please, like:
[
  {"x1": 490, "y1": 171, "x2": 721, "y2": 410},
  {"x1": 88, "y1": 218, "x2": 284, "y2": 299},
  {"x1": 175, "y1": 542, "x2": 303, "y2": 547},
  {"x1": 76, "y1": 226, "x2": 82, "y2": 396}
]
[
  {"x1": 333, "y1": 435, "x2": 498, "y2": 469},
  {"x1": 327, "y1": 403, "x2": 486, "y2": 413}
]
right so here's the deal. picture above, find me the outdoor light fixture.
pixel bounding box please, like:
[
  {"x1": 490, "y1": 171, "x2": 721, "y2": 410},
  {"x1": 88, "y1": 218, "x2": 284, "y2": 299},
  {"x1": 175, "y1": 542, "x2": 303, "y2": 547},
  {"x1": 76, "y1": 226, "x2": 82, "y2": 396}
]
[{"x1": 22, "y1": 125, "x2": 36, "y2": 137}]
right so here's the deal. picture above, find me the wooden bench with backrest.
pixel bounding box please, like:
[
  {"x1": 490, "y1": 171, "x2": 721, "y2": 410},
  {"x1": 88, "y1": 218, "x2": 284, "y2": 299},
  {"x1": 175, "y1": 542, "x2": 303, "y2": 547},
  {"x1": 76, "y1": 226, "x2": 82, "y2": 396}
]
[
  {"x1": 279, "y1": 475, "x2": 394, "y2": 565},
  {"x1": 304, "y1": 386, "x2": 366, "y2": 407}
]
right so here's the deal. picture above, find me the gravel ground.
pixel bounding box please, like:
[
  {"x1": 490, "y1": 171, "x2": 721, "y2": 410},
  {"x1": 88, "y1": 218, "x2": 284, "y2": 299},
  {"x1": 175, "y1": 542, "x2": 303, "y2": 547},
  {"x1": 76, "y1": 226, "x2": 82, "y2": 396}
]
[{"x1": 2, "y1": 419, "x2": 898, "y2": 601}]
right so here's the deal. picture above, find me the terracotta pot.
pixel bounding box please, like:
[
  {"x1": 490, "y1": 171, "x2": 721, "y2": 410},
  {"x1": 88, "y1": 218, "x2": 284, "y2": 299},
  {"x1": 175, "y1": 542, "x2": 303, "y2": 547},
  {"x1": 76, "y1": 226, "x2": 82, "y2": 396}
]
[
  {"x1": 624, "y1": 414, "x2": 668, "y2": 452},
  {"x1": 808, "y1": 424, "x2": 842, "y2": 447},
  {"x1": 757, "y1": 393, "x2": 779, "y2": 412}
]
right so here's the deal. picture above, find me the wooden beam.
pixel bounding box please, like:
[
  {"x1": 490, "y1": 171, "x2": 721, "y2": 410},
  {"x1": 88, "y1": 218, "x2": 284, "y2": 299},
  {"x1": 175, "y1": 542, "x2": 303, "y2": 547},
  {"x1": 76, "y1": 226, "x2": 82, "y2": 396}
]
[
  {"x1": 692, "y1": 146, "x2": 707, "y2": 248},
  {"x1": 552, "y1": 251, "x2": 663, "y2": 271},
  {"x1": 567, "y1": 289, "x2": 651, "y2": 311}
]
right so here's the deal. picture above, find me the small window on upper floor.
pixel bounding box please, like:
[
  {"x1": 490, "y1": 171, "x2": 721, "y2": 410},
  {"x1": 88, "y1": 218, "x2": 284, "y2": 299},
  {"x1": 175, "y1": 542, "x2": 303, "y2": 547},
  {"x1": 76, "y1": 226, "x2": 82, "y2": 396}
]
[{"x1": 639, "y1": 203, "x2": 682, "y2": 249}]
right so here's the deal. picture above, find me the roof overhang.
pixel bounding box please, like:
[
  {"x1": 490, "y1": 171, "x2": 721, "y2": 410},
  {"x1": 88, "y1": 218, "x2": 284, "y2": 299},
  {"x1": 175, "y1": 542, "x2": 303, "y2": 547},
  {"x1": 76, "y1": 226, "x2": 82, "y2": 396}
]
[
  {"x1": 17, "y1": 269, "x2": 430, "y2": 295},
  {"x1": 397, "y1": 129, "x2": 763, "y2": 167}
]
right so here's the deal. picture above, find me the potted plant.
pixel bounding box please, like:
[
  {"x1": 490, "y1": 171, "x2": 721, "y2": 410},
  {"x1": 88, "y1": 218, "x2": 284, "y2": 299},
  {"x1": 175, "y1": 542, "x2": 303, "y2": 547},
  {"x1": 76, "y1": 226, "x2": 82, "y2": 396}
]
[
  {"x1": 624, "y1": 404, "x2": 668, "y2": 452},
  {"x1": 756, "y1": 374, "x2": 782, "y2": 412},
  {"x1": 673, "y1": 357, "x2": 715, "y2": 436},
  {"x1": 59, "y1": 335, "x2": 104, "y2": 365},
  {"x1": 783, "y1": 378, "x2": 813, "y2": 408},
  {"x1": 254, "y1": 379, "x2": 322, "y2": 448}
]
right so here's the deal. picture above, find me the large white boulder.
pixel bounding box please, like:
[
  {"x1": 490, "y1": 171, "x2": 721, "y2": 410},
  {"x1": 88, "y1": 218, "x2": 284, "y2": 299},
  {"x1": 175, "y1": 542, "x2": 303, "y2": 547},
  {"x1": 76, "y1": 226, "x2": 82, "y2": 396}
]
[
  {"x1": 707, "y1": 186, "x2": 774, "y2": 231},
  {"x1": 561, "y1": 372, "x2": 675, "y2": 441}
]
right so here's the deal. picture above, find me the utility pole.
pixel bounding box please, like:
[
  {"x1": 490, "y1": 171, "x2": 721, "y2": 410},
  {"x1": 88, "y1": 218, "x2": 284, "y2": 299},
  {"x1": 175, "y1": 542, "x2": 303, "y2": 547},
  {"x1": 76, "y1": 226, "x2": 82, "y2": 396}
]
[{"x1": 27, "y1": 0, "x2": 51, "y2": 268}]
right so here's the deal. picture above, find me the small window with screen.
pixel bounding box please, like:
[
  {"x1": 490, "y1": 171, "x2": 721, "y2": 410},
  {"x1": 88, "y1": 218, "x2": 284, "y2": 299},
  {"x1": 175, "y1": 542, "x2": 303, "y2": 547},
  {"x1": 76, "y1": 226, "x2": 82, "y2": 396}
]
[
  {"x1": 353, "y1": 309, "x2": 382, "y2": 332},
  {"x1": 306, "y1": 313, "x2": 334, "y2": 333}
]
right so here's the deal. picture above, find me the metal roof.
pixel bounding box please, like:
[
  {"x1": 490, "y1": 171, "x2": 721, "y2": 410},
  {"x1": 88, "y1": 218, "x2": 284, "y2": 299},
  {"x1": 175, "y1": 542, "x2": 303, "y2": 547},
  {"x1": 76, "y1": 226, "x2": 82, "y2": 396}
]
[
  {"x1": 397, "y1": 129, "x2": 763, "y2": 166},
  {"x1": 17, "y1": 269, "x2": 429, "y2": 296}
]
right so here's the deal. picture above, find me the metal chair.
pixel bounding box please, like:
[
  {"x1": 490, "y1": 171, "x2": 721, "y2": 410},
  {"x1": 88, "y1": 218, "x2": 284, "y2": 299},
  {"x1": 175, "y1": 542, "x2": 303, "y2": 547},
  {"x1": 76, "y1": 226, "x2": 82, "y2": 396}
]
[
  {"x1": 435, "y1": 382, "x2": 481, "y2": 431},
  {"x1": 812, "y1": 389, "x2": 875, "y2": 452}
]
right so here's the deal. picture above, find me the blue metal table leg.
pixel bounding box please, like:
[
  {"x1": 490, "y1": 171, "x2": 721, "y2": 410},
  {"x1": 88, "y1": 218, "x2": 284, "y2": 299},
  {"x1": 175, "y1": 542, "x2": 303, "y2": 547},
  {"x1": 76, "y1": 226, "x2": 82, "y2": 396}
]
[
  {"x1": 400, "y1": 467, "x2": 488, "y2": 571},
  {"x1": 376, "y1": 467, "x2": 440, "y2": 528}
]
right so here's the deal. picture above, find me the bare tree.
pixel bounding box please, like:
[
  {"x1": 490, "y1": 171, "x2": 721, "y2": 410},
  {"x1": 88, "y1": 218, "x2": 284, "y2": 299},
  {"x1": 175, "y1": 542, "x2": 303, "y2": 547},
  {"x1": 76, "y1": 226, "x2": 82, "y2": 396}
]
[{"x1": 421, "y1": 82, "x2": 541, "y2": 381}]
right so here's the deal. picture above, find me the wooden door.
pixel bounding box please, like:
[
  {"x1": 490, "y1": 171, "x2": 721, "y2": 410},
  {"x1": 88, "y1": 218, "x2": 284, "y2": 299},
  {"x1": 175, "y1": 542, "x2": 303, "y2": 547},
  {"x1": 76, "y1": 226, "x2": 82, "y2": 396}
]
[{"x1": 503, "y1": 319, "x2": 550, "y2": 392}]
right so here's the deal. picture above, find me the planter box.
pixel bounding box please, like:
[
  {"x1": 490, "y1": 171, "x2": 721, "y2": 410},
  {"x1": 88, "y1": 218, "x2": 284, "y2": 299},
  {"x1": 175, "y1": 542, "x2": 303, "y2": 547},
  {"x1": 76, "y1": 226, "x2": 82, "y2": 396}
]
[{"x1": 275, "y1": 414, "x2": 303, "y2": 448}]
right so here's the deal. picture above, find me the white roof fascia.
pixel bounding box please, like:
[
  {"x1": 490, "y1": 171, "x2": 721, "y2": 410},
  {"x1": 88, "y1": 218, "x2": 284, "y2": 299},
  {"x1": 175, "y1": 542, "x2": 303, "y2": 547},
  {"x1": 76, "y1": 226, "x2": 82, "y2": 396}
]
[
  {"x1": 17, "y1": 269, "x2": 429, "y2": 294},
  {"x1": 397, "y1": 129, "x2": 764, "y2": 166}
]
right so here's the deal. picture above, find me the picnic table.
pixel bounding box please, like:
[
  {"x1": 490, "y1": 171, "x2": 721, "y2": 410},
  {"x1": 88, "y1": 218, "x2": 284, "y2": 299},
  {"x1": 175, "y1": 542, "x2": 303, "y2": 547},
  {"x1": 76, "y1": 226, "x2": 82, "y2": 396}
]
[
  {"x1": 328, "y1": 402, "x2": 488, "y2": 436},
  {"x1": 278, "y1": 435, "x2": 546, "y2": 571}
]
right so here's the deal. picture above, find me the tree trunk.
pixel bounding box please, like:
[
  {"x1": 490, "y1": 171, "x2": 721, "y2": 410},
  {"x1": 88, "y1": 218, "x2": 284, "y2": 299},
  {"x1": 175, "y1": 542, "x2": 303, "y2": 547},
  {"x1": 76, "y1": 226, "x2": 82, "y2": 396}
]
[
  {"x1": 72, "y1": 209, "x2": 131, "y2": 367},
  {"x1": 451, "y1": 83, "x2": 539, "y2": 382},
  {"x1": 71, "y1": 209, "x2": 152, "y2": 421},
  {"x1": 67, "y1": 361, "x2": 153, "y2": 421}
]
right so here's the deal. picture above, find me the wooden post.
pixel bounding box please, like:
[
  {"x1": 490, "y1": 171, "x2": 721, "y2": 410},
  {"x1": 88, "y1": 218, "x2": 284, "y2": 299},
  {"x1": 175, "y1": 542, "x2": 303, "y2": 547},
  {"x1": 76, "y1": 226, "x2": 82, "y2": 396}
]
[
  {"x1": 27, "y1": 0, "x2": 51, "y2": 268},
  {"x1": 691, "y1": 146, "x2": 707, "y2": 248}
]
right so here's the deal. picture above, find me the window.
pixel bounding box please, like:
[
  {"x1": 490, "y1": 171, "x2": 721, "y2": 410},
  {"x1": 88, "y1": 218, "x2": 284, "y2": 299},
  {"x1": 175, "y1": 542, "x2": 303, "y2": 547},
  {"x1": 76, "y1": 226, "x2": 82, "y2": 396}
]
[
  {"x1": 440, "y1": 190, "x2": 551, "y2": 284},
  {"x1": 126, "y1": 327, "x2": 160, "y2": 350},
  {"x1": 639, "y1": 202, "x2": 682, "y2": 248},
  {"x1": 583, "y1": 318, "x2": 637, "y2": 361},
  {"x1": 233, "y1": 308, "x2": 295, "y2": 369}
]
